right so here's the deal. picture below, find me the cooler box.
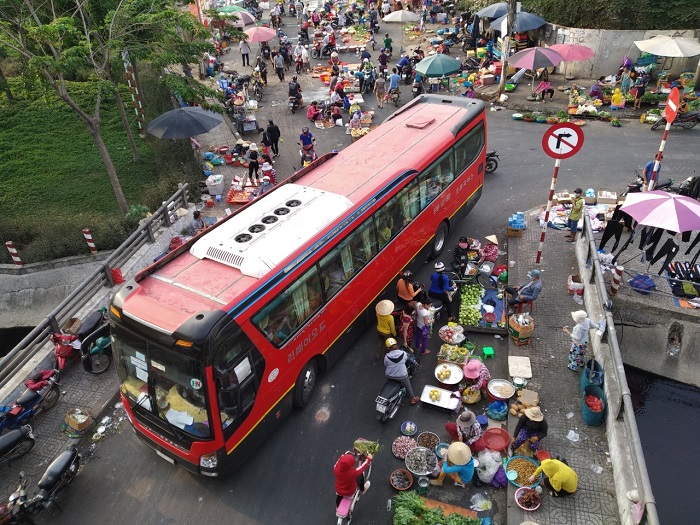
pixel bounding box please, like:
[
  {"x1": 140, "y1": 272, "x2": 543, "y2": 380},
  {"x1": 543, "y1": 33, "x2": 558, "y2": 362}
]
[
  {"x1": 482, "y1": 74, "x2": 495, "y2": 86},
  {"x1": 206, "y1": 174, "x2": 225, "y2": 196}
]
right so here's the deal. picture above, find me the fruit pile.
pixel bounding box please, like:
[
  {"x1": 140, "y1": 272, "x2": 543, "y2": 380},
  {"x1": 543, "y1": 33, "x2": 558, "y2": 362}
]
[
  {"x1": 459, "y1": 284, "x2": 484, "y2": 326},
  {"x1": 438, "y1": 344, "x2": 469, "y2": 364},
  {"x1": 436, "y1": 364, "x2": 452, "y2": 381},
  {"x1": 428, "y1": 388, "x2": 441, "y2": 402},
  {"x1": 350, "y1": 127, "x2": 370, "y2": 138}
]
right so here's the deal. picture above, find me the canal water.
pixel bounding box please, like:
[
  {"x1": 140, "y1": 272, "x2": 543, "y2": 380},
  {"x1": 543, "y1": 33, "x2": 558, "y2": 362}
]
[
  {"x1": 626, "y1": 365, "x2": 700, "y2": 524},
  {"x1": 0, "y1": 327, "x2": 32, "y2": 358}
]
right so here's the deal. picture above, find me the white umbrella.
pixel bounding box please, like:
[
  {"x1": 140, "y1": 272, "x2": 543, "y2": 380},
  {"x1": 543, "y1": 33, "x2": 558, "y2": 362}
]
[
  {"x1": 634, "y1": 35, "x2": 700, "y2": 58},
  {"x1": 222, "y1": 10, "x2": 257, "y2": 27},
  {"x1": 383, "y1": 10, "x2": 420, "y2": 23}
]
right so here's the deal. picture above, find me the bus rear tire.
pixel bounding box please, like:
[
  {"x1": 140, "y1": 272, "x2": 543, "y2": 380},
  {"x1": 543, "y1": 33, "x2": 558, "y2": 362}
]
[
  {"x1": 293, "y1": 360, "x2": 318, "y2": 408},
  {"x1": 430, "y1": 222, "x2": 449, "y2": 259}
]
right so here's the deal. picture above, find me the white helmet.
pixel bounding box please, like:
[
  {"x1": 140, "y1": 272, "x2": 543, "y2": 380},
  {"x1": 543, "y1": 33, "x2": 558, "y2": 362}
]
[
  {"x1": 255, "y1": 66, "x2": 260, "y2": 72},
  {"x1": 434, "y1": 261, "x2": 445, "y2": 272},
  {"x1": 363, "y1": 58, "x2": 369, "y2": 63},
  {"x1": 360, "y1": 47, "x2": 365, "y2": 51}
]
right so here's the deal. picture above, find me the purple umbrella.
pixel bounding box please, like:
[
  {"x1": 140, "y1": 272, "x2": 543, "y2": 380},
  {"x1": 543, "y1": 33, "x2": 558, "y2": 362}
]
[
  {"x1": 549, "y1": 44, "x2": 595, "y2": 62},
  {"x1": 620, "y1": 191, "x2": 700, "y2": 233},
  {"x1": 507, "y1": 47, "x2": 563, "y2": 93}
]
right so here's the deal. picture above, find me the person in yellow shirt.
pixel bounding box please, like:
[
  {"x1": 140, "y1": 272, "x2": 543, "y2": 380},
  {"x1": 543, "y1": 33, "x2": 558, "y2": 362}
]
[
  {"x1": 610, "y1": 87, "x2": 625, "y2": 109},
  {"x1": 528, "y1": 458, "x2": 578, "y2": 497},
  {"x1": 375, "y1": 300, "x2": 397, "y2": 360}
]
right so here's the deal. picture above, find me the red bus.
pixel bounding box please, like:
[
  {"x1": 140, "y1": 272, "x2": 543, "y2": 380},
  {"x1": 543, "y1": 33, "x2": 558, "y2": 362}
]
[{"x1": 109, "y1": 95, "x2": 487, "y2": 475}]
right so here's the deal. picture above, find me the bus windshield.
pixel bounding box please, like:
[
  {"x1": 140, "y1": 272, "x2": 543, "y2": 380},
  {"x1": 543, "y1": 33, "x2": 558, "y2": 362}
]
[{"x1": 113, "y1": 328, "x2": 212, "y2": 439}]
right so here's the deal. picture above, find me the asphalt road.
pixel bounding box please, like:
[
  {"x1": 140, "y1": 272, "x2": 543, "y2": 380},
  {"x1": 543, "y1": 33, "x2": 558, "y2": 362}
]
[{"x1": 32, "y1": 15, "x2": 700, "y2": 524}]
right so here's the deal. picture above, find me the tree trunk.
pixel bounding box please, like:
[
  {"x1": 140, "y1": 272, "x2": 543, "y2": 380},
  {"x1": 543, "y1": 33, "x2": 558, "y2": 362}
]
[
  {"x1": 87, "y1": 124, "x2": 130, "y2": 215},
  {"x1": 0, "y1": 66, "x2": 14, "y2": 101},
  {"x1": 114, "y1": 87, "x2": 141, "y2": 161}
]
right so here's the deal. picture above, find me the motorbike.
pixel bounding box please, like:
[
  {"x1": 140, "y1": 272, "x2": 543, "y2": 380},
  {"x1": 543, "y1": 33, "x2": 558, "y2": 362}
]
[
  {"x1": 411, "y1": 80, "x2": 424, "y2": 98},
  {"x1": 375, "y1": 349, "x2": 419, "y2": 422},
  {"x1": 50, "y1": 308, "x2": 112, "y2": 374},
  {"x1": 289, "y1": 2, "x2": 296, "y2": 17},
  {"x1": 0, "y1": 370, "x2": 60, "y2": 433},
  {"x1": 461, "y1": 56, "x2": 481, "y2": 72},
  {"x1": 311, "y1": 42, "x2": 337, "y2": 60},
  {"x1": 400, "y1": 64, "x2": 413, "y2": 85},
  {"x1": 251, "y1": 78, "x2": 264, "y2": 102},
  {"x1": 0, "y1": 426, "x2": 35, "y2": 467},
  {"x1": 335, "y1": 444, "x2": 373, "y2": 525},
  {"x1": 261, "y1": 42, "x2": 272, "y2": 61},
  {"x1": 298, "y1": 144, "x2": 317, "y2": 166},
  {"x1": 294, "y1": 53, "x2": 303, "y2": 74},
  {"x1": 621, "y1": 170, "x2": 675, "y2": 197},
  {"x1": 409, "y1": 47, "x2": 425, "y2": 67},
  {"x1": 368, "y1": 31, "x2": 377, "y2": 50},
  {"x1": 363, "y1": 70, "x2": 376, "y2": 95},
  {"x1": 297, "y1": 31, "x2": 310, "y2": 46},
  {"x1": 288, "y1": 95, "x2": 302, "y2": 113},
  {"x1": 651, "y1": 111, "x2": 699, "y2": 130},
  {"x1": 485, "y1": 150, "x2": 499, "y2": 174},
  {"x1": 389, "y1": 88, "x2": 400, "y2": 107},
  {"x1": 0, "y1": 447, "x2": 80, "y2": 524}
]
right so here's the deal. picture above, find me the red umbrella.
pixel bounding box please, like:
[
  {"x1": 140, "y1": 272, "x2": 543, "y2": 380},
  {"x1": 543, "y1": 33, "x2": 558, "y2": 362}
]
[
  {"x1": 549, "y1": 44, "x2": 595, "y2": 62},
  {"x1": 244, "y1": 26, "x2": 277, "y2": 43},
  {"x1": 507, "y1": 47, "x2": 563, "y2": 94}
]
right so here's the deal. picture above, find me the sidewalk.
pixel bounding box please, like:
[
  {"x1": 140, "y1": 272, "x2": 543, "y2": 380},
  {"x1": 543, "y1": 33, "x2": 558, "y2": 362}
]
[{"x1": 504, "y1": 211, "x2": 619, "y2": 524}]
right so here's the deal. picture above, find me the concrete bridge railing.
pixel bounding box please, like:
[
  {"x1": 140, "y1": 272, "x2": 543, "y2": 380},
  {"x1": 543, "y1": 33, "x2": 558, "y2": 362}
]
[{"x1": 577, "y1": 214, "x2": 659, "y2": 525}]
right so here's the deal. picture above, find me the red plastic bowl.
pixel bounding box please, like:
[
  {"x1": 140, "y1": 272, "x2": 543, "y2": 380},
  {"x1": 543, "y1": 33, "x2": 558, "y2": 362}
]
[
  {"x1": 482, "y1": 428, "x2": 510, "y2": 451},
  {"x1": 537, "y1": 450, "x2": 550, "y2": 461},
  {"x1": 483, "y1": 312, "x2": 497, "y2": 323}
]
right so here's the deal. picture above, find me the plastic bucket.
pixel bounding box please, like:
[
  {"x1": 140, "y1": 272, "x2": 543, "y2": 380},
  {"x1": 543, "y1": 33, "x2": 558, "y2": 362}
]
[
  {"x1": 580, "y1": 359, "x2": 604, "y2": 391},
  {"x1": 581, "y1": 384, "x2": 606, "y2": 426}
]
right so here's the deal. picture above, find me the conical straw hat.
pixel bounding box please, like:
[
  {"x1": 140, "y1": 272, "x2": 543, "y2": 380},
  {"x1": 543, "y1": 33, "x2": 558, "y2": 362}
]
[
  {"x1": 375, "y1": 300, "x2": 394, "y2": 316},
  {"x1": 446, "y1": 441, "x2": 471, "y2": 465}
]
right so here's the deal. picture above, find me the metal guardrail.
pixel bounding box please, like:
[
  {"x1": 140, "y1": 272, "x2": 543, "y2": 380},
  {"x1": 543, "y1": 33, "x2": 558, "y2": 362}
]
[
  {"x1": 582, "y1": 214, "x2": 659, "y2": 525},
  {"x1": 0, "y1": 184, "x2": 190, "y2": 388}
]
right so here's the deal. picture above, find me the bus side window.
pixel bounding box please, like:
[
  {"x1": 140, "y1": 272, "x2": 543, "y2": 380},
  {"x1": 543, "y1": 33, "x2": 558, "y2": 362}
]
[
  {"x1": 454, "y1": 121, "x2": 485, "y2": 172},
  {"x1": 319, "y1": 254, "x2": 347, "y2": 299},
  {"x1": 252, "y1": 267, "x2": 324, "y2": 347}
]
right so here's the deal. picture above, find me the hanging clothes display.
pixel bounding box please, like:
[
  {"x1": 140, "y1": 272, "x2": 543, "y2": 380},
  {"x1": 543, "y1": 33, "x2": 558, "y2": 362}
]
[
  {"x1": 599, "y1": 221, "x2": 625, "y2": 253},
  {"x1": 649, "y1": 239, "x2": 680, "y2": 275}
]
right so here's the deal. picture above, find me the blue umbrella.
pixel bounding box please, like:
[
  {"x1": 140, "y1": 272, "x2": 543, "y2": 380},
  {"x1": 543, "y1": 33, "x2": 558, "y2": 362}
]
[
  {"x1": 491, "y1": 12, "x2": 547, "y2": 33},
  {"x1": 475, "y1": 2, "x2": 508, "y2": 19}
]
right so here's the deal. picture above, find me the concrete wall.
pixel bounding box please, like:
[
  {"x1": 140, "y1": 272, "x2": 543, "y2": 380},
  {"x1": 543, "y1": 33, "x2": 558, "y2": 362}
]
[{"x1": 539, "y1": 25, "x2": 700, "y2": 80}]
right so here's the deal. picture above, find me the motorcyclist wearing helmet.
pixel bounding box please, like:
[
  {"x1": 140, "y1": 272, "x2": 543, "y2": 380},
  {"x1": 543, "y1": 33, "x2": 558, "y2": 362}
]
[
  {"x1": 384, "y1": 338, "x2": 419, "y2": 405},
  {"x1": 298, "y1": 126, "x2": 316, "y2": 164},
  {"x1": 429, "y1": 262, "x2": 457, "y2": 321},
  {"x1": 383, "y1": 33, "x2": 393, "y2": 54},
  {"x1": 397, "y1": 54, "x2": 411, "y2": 69},
  {"x1": 288, "y1": 75, "x2": 303, "y2": 103},
  {"x1": 360, "y1": 47, "x2": 372, "y2": 61},
  {"x1": 396, "y1": 270, "x2": 423, "y2": 305},
  {"x1": 378, "y1": 48, "x2": 388, "y2": 69},
  {"x1": 362, "y1": 57, "x2": 375, "y2": 73}
]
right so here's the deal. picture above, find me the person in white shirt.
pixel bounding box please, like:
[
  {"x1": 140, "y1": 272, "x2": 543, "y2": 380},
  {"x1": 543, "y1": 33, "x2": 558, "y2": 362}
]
[{"x1": 414, "y1": 299, "x2": 433, "y2": 355}]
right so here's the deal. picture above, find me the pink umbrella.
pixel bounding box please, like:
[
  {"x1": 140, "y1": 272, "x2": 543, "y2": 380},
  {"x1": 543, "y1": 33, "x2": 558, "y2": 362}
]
[
  {"x1": 244, "y1": 26, "x2": 277, "y2": 43},
  {"x1": 620, "y1": 191, "x2": 700, "y2": 233},
  {"x1": 507, "y1": 47, "x2": 563, "y2": 94},
  {"x1": 549, "y1": 44, "x2": 595, "y2": 62}
]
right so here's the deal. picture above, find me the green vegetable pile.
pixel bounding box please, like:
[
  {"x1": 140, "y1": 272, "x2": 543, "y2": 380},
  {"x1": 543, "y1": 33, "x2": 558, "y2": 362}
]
[
  {"x1": 393, "y1": 492, "x2": 481, "y2": 525},
  {"x1": 459, "y1": 284, "x2": 483, "y2": 326},
  {"x1": 353, "y1": 439, "x2": 380, "y2": 456}
]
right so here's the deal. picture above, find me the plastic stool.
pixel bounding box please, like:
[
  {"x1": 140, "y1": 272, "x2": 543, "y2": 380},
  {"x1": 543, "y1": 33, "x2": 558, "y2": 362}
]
[
  {"x1": 482, "y1": 346, "x2": 494, "y2": 359},
  {"x1": 515, "y1": 300, "x2": 534, "y2": 314},
  {"x1": 215, "y1": 194, "x2": 222, "y2": 202},
  {"x1": 610, "y1": 105, "x2": 619, "y2": 111}
]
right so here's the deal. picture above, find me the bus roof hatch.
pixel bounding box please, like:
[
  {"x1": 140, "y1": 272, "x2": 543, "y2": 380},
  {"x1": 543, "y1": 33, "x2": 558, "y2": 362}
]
[{"x1": 189, "y1": 184, "x2": 353, "y2": 279}]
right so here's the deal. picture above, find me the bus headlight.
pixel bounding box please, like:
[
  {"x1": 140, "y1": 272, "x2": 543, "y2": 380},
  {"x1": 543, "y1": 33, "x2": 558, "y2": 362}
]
[{"x1": 200, "y1": 453, "x2": 218, "y2": 471}]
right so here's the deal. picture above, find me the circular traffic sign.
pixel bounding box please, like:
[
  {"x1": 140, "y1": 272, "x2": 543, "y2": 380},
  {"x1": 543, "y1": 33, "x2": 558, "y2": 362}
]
[
  {"x1": 665, "y1": 87, "x2": 681, "y2": 124},
  {"x1": 542, "y1": 122, "x2": 585, "y2": 159}
]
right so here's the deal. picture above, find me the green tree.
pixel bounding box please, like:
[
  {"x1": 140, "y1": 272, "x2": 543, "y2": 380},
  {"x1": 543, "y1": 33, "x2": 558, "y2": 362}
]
[{"x1": 0, "y1": 45, "x2": 14, "y2": 101}]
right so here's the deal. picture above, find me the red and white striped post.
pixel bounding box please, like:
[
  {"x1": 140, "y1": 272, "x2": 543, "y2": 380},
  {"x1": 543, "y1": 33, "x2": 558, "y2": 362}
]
[
  {"x1": 536, "y1": 158, "x2": 561, "y2": 264},
  {"x1": 121, "y1": 50, "x2": 145, "y2": 138},
  {"x1": 610, "y1": 266, "x2": 624, "y2": 295},
  {"x1": 648, "y1": 87, "x2": 680, "y2": 191},
  {"x1": 82, "y1": 229, "x2": 97, "y2": 254},
  {"x1": 5, "y1": 241, "x2": 23, "y2": 266},
  {"x1": 537, "y1": 123, "x2": 585, "y2": 264}
]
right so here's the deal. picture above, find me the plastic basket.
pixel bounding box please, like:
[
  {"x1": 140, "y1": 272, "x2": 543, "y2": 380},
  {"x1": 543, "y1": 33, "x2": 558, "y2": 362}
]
[{"x1": 581, "y1": 384, "x2": 606, "y2": 426}]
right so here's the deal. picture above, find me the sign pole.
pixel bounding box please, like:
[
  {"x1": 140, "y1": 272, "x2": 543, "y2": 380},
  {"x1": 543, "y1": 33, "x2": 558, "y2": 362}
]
[
  {"x1": 536, "y1": 158, "x2": 561, "y2": 264},
  {"x1": 537, "y1": 122, "x2": 586, "y2": 264},
  {"x1": 648, "y1": 87, "x2": 680, "y2": 191}
]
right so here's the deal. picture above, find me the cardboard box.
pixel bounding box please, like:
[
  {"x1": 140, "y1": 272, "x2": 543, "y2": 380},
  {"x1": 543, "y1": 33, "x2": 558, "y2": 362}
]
[
  {"x1": 65, "y1": 408, "x2": 93, "y2": 432},
  {"x1": 584, "y1": 196, "x2": 596, "y2": 205},
  {"x1": 61, "y1": 317, "x2": 82, "y2": 335},
  {"x1": 507, "y1": 227, "x2": 523, "y2": 238},
  {"x1": 508, "y1": 314, "x2": 534, "y2": 345},
  {"x1": 597, "y1": 189, "x2": 618, "y2": 205},
  {"x1": 555, "y1": 191, "x2": 571, "y2": 204}
]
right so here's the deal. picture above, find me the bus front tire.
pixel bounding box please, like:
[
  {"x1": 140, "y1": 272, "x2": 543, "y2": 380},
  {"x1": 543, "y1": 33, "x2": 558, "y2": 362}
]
[
  {"x1": 293, "y1": 360, "x2": 318, "y2": 408},
  {"x1": 430, "y1": 222, "x2": 449, "y2": 259}
]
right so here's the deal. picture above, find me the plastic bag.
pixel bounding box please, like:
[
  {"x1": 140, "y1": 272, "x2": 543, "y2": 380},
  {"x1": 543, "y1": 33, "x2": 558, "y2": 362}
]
[
  {"x1": 476, "y1": 449, "x2": 501, "y2": 484},
  {"x1": 485, "y1": 400, "x2": 508, "y2": 421},
  {"x1": 491, "y1": 465, "x2": 507, "y2": 488},
  {"x1": 629, "y1": 273, "x2": 655, "y2": 295}
]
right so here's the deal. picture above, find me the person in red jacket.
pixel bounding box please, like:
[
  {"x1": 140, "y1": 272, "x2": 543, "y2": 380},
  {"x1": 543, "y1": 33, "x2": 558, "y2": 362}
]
[{"x1": 334, "y1": 452, "x2": 373, "y2": 506}]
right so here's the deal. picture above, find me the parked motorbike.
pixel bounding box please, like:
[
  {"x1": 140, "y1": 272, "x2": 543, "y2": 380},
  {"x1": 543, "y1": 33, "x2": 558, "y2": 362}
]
[
  {"x1": 485, "y1": 150, "x2": 499, "y2": 174},
  {"x1": 0, "y1": 426, "x2": 35, "y2": 467},
  {"x1": 651, "y1": 111, "x2": 699, "y2": 130},
  {"x1": 389, "y1": 88, "x2": 400, "y2": 107},
  {"x1": 335, "y1": 444, "x2": 372, "y2": 525},
  {"x1": 0, "y1": 370, "x2": 60, "y2": 433},
  {"x1": 461, "y1": 56, "x2": 481, "y2": 72},
  {"x1": 50, "y1": 308, "x2": 112, "y2": 374},
  {"x1": 375, "y1": 349, "x2": 419, "y2": 422},
  {"x1": 621, "y1": 170, "x2": 674, "y2": 197},
  {"x1": 311, "y1": 42, "x2": 337, "y2": 60},
  {"x1": 0, "y1": 447, "x2": 80, "y2": 524}
]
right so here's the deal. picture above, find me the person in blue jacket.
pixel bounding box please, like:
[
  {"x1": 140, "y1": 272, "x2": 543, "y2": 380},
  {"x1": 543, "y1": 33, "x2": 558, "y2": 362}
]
[
  {"x1": 430, "y1": 442, "x2": 475, "y2": 487},
  {"x1": 505, "y1": 269, "x2": 542, "y2": 309},
  {"x1": 429, "y1": 261, "x2": 457, "y2": 321}
]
